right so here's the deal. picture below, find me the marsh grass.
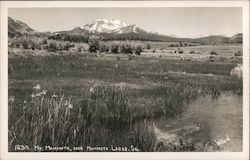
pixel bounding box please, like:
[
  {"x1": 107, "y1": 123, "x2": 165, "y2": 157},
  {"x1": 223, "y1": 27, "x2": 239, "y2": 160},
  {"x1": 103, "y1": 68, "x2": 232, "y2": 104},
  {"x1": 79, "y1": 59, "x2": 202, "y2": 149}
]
[
  {"x1": 8, "y1": 54, "x2": 242, "y2": 152},
  {"x1": 8, "y1": 82, "x2": 201, "y2": 151}
]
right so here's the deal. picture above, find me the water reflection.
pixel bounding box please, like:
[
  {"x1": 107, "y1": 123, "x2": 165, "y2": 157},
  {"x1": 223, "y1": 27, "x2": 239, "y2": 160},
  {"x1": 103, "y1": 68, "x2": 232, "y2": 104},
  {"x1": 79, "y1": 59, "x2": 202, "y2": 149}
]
[{"x1": 150, "y1": 92, "x2": 242, "y2": 151}]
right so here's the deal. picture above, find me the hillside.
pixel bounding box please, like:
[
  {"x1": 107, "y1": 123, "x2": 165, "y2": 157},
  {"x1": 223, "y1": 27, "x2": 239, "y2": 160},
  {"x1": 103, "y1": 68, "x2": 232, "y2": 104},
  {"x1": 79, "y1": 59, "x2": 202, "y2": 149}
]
[
  {"x1": 8, "y1": 17, "x2": 38, "y2": 37},
  {"x1": 192, "y1": 35, "x2": 230, "y2": 44},
  {"x1": 229, "y1": 33, "x2": 242, "y2": 43}
]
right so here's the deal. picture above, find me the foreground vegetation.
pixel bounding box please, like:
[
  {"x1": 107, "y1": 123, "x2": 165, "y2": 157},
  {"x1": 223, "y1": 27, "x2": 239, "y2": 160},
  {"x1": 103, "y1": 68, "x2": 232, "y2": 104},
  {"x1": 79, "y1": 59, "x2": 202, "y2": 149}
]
[{"x1": 8, "y1": 53, "x2": 242, "y2": 152}]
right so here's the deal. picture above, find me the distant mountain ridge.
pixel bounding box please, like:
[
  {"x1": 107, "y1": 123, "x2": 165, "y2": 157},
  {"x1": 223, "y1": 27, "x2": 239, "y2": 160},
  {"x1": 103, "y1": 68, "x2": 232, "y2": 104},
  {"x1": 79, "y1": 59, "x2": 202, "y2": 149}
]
[
  {"x1": 228, "y1": 33, "x2": 242, "y2": 43},
  {"x1": 8, "y1": 17, "x2": 242, "y2": 44},
  {"x1": 8, "y1": 17, "x2": 38, "y2": 37}
]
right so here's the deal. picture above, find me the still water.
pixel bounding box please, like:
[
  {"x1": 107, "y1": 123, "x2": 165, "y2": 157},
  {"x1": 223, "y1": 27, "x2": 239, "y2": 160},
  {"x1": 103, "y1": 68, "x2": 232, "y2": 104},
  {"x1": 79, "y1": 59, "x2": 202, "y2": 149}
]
[{"x1": 152, "y1": 92, "x2": 242, "y2": 151}]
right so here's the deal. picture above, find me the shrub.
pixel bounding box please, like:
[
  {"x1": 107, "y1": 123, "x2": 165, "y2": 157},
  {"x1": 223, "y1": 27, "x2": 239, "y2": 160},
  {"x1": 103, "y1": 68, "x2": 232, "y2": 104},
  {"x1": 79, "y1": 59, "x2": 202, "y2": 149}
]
[
  {"x1": 146, "y1": 43, "x2": 151, "y2": 50},
  {"x1": 178, "y1": 49, "x2": 184, "y2": 54},
  {"x1": 230, "y1": 64, "x2": 243, "y2": 79},
  {"x1": 41, "y1": 44, "x2": 49, "y2": 50},
  {"x1": 56, "y1": 43, "x2": 63, "y2": 51},
  {"x1": 99, "y1": 42, "x2": 109, "y2": 53},
  {"x1": 234, "y1": 51, "x2": 242, "y2": 56},
  {"x1": 120, "y1": 43, "x2": 133, "y2": 54},
  {"x1": 88, "y1": 36, "x2": 100, "y2": 53},
  {"x1": 41, "y1": 39, "x2": 48, "y2": 45},
  {"x1": 64, "y1": 42, "x2": 74, "y2": 51},
  {"x1": 12, "y1": 37, "x2": 30, "y2": 49},
  {"x1": 74, "y1": 43, "x2": 89, "y2": 52},
  {"x1": 47, "y1": 41, "x2": 57, "y2": 52},
  {"x1": 210, "y1": 51, "x2": 218, "y2": 55},
  {"x1": 135, "y1": 45, "x2": 143, "y2": 55},
  {"x1": 10, "y1": 36, "x2": 47, "y2": 50},
  {"x1": 110, "y1": 44, "x2": 119, "y2": 54},
  {"x1": 189, "y1": 50, "x2": 195, "y2": 54}
]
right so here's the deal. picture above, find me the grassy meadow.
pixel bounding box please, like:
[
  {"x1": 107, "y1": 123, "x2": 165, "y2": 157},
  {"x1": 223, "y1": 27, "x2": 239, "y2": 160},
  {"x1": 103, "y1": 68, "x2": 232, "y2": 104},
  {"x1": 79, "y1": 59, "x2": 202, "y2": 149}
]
[{"x1": 8, "y1": 44, "x2": 243, "y2": 152}]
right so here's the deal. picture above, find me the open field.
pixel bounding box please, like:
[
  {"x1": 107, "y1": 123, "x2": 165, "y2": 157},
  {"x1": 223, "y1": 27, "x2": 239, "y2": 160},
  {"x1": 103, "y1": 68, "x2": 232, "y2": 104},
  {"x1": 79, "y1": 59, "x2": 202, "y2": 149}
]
[
  {"x1": 8, "y1": 45, "x2": 243, "y2": 152},
  {"x1": 142, "y1": 44, "x2": 242, "y2": 61}
]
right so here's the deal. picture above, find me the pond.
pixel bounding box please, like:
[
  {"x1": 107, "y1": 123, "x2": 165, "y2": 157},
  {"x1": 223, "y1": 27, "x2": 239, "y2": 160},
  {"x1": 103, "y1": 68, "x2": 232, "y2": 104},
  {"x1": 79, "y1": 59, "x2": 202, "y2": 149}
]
[{"x1": 151, "y1": 92, "x2": 242, "y2": 151}]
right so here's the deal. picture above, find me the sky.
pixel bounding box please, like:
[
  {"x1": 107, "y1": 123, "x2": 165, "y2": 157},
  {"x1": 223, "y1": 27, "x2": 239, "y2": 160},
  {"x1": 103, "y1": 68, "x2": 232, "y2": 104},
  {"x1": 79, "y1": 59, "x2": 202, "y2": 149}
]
[{"x1": 8, "y1": 8, "x2": 242, "y2": 38}]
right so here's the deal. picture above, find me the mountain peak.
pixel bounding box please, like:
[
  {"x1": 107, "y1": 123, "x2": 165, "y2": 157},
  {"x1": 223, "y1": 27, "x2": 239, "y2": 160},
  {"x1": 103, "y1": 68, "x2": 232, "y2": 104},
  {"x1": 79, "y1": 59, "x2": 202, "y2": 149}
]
[
  {"x1": 83, "y1": 19, "x2": 127, "y2": 33},
  {"x1": 81, "y1": 18, "x2": 149, "y2": 35}
]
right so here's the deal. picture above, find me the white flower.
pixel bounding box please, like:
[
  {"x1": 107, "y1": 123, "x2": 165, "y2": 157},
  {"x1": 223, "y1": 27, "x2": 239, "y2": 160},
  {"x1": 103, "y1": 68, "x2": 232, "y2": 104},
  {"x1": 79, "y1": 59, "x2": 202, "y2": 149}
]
[
  {"x1": 73, "y1": 129, "x2": 76, "y2": 138},
  {"x1": 51, "y1": 93, "x2": 58, "y2": 98},
  {"x1": 41, "y1": 90, "x2": 47, "y2": 95},
  {"x1": 23, "y1": 100, "x2": 27, "y2": 104},
  {"x1": 31, "y1": 93, "x2": 36, "y2": 98},
  {"x1": 213, "y1": 134, "x2": 230, "y2": 146},
  {"x1": 68, "y1": 103, "x2": 73, "y2": 109},
  {"x1": 89, "y1": 87, "x2": 94, "y2": 94},
  {"x1": 33, "y1": 84, "x2": 41, "y2": 91},
  {"x1": 64, "y1": 100, "x2": 69, "y2": 106},
  {"x1": 64, "y1": 98, "x2": 73, "y2": 109},
  {"x1": 9, "y1": 96, "x2": 15, "y2": 102}
]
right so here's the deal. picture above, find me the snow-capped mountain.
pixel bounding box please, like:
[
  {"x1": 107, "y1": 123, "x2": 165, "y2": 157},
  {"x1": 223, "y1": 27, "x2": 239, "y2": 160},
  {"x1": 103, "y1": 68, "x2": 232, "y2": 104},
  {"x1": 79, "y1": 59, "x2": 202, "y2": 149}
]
[
  {"x1": 83, "y1": 19, "x2": 127, "y2": 33},
  {"x1": 113, "y1": 25, "x2": 148, "y2": 34},
  {"x1": 82, "y1": 19, "x2": 148, "y2": 34}
]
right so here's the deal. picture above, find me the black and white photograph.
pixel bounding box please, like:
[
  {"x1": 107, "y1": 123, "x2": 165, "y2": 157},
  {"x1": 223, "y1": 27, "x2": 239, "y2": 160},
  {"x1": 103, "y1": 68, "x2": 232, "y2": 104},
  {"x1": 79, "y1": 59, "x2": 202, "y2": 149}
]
[{"x1": 0, "y1": 1, "x2": 249, "y2": 159}]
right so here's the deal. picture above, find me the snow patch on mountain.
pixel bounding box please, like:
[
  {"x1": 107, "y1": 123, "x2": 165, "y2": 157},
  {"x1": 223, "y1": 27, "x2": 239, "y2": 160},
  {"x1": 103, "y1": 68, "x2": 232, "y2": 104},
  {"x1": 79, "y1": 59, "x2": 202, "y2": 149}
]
[
  {"x1": 82, "y1": 19, "x2": 150, "y2": 34},
  {"x1": 83, "y1": 19, "x2": 127, "y2": 33}
]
